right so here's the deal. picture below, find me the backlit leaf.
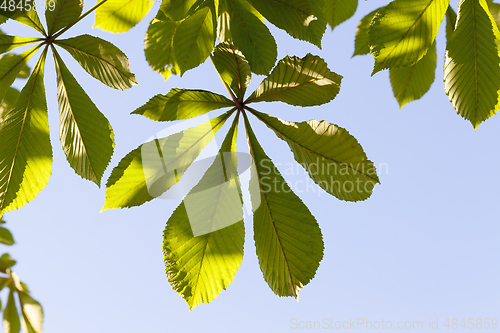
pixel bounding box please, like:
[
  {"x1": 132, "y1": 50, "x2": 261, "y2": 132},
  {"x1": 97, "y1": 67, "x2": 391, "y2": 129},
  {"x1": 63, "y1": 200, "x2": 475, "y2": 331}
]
[
  {"x1": 444, "y1": 0, "x2": 500, "y2": 127},
  {"x1": 244, "y1": 114, "x2": 324, "y2": 297},
  {"x1": 53, "y1": 49, "x2": 114, "y2": 185},
  {"x1": 250, "y1": 110, "x2": 379, "y2": 201},
  {"x1": 246, "y1": 54, "x2": 342, "y2": 106},
  {"x1": 132, "y1": 89, "x2": 233, "y2": 121},
  {"x1": 103, "y1": 112, "x2": 232, "y2": 210},
  {"x1": 390, "y1": 41, "x2": 437, "y2": 108},
  {"x1": 369, "y1": 0, "x2": 449, "y2": 74},
  {"x1": 94, "y1": 0, "x2": 153, "y2": 33},
  {"x1": 45, "y1": 0, "x2": 83, "y2": 35},
  {"x1": 226, "y1": 0, "x2": 277, "y2": 75},
  {"x1": 163, "y1": 116, "x2": 244, "y2": 310},
  {"x1": 0, "y1": 49, "x2": 52, "y2": 215},
  {"x1": 56, "y1": 35, "x2": 137, "y2": 90}
]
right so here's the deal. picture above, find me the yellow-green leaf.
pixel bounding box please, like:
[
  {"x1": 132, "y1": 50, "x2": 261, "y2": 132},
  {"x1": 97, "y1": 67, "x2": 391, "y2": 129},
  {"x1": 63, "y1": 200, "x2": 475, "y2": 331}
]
[
  {"x1": 132, "y1": 89, "x2": 233, "y2": 121},
  {"x1": 0, "y1": 49, "x2": 52, "y2": 216},
  {"x1": 163, "y1": 116, "x2": 244, "y2": 310},
  {"x1": 390, "y1": 41, "x2": 437, "y2": 108},
  {"x1": 250, "y1": 110, "x2": 379, "y2": 201},
  {"x1": 56, "y1": 35, "x2": 137, "y2": 90},
  {"x1": 94, "y1": 0, "x2": 153, "y2": 33},
  {"x1": 369, "y1": 0, "x2": 450, "y2": 74},
  {"x1": 444, "y1": 0, "x2": 500, "y2": 127}
]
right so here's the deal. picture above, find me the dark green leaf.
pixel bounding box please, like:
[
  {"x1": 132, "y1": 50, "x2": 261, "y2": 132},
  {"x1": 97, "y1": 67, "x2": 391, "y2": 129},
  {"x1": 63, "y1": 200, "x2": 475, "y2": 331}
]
[
  {"x1": 0, "y1": 2, "x2": 46, "y2": 35},
  {"x1": 446, "y1": 5, "x2": 457, "y2": 41},
  {"x1": 352, "y1": 9, "x2": 377, "y2": 57},
  {"x1": 173, "y1": 6, "x2": 215, "y2": 74},
  {"x1": 212, "y1": 42, "x2": 251, "y2": 99},
  {"x1": 160, "y1": 0, "x2": 202, "y2": 20},
  {"x1": 226, "y1": 0, "x2": 277, "y2": 75},
  {"x1": 46, "y1": 0, "x2": 83, "y2": 35},
  {"x1": 248, "y1": 0, "x2": 326, "y2": 48},
  {"x1": 244, "y1": 114, "x2": 324, "y2": 297},
  {"x1": 132, "y1": 89, "x2": 233, "y2": 121},
  {"x1": 0, "y1": 226, "x2": 14, "y2": 245},
  {"x1": 325, "y1": 0, "x2": 358, "y2": 30},
  {"x1": 53, "y1": 49, "x2": 114, "y2": 185},
  {"x1": 3, "y1": 289, "x2": 20, "y2": 333},
  {"x1": 246, "y1": 54, "x2": 342, "y2": 106},
  {"x1": 144, "y1": 18, "x2": 180, "y2": 76},
  {"x1": 250, "y1": 110, "x2": 379, "y2": 201},
  {"x1": 0, "y1": 253, "x2": 16, "y2": 270}
]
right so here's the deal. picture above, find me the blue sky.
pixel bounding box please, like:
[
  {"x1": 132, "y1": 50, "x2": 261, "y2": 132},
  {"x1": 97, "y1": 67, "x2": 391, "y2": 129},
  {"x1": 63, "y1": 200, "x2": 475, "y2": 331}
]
[{"x1": 3, "y1": 1, "x2": 500, "y2": 332}]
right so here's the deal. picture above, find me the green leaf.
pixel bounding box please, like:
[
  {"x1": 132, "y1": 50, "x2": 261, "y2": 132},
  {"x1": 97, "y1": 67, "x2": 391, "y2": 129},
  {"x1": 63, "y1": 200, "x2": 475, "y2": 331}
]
[
  {"x1": 0, "y1": 226, "x2": 14, "y2": 245},
  {"x1": 103, "y1": 112, "x2": 232, "y2": 210},
  {"x1": 45, "y1": 0, "x2": 83, "y2": 35},
  {"x1": 55, "y1": 35, "x2": 137, "y2": 90},
  {"x1": 173, "y1": 6, "x2": 215, "y2": 74},
  {"x1": 94, "y1": 0, "x2": 153, "y2": 33},
  {"x1": 446, "y1": 5, "x2": 457, "y2": 40},
  {"x1": 132, "y1": 88, "x2": 233, "y2": 121},
  {"x1": 390, "y1": 41, "x2": 437, "y2": 108},
  {"x1": 212, "y1": 42, "x2": 251, "y2": 99},
  {"x1": 0, "y1": 49, "x2": 52, "y2": 216},
  {"x1": 160, "y1": 0, "x2": 202, "y2": 21},
  {"x1": 246, "y1": 54, "x2": 342, "y2": 106},
  {"x1": 163, "y1": 115, "x2": 244, "y2": 310},
  {"x1": 144, "y1": 18, "x2": 180, "y2": 75},
  {"x1": 369, "y1": 0, "x2": 450, "y2": 74},
  {"x1": 0, "y1": 2, "x2": 46, "y2": 35},
  {"x1": 18, "y1": 291, "x2": 43, "y2": 333},
  {"x1": 0, "y1": 15, "x2": 7, "y2": 25},
  {"x1": 1, "y1": 88, "x2": 20, "y2": 121},
  {"x1": 444, "y1": 0, "x2": 500, "y2": 128},
  {"x1": 226, "y1": 0, "x2": 277, "y2": 75},
  {"x1": 0, "y1": 277, "x2": 10, "y2": 291},
  {"x1": 0, "y1": 253, "x2": 16, "y2": 270},
  {"x1": 247, "y1": 0, "x2": 326, "y2": 48},
  {"x1": 250, "y1": 110, "x2": 379, "y2": 201},
  {"x1": 0, "y1": 48, "x2": 39, "y2": 102},
  {"x1": 324, "y1": 0, "x2": 358, "y2": 30},
  {"x1": 244, "y1": 114, "x2": 324, "y2": 297},
  {"x1": 0, "y1": 35, "x2": 39, "y2": 56},
  {"x1": 487, "y1": 0, "x2": 500, "y2": 28},
  {"x1": 352, "y1": 9, "x2": 377, "y2": 57},
  {"x1": 3, "y1": 289, "x2": 20, "y2": 333},
  {"x1": 53, "y1": 49, "x2": 114, "y2": 185}
]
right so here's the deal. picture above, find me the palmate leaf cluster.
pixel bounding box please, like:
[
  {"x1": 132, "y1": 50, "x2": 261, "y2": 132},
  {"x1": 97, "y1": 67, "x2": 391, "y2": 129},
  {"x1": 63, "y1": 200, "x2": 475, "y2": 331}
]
[
  {"x1": 2, "y1": 0, "x2": 499, "y2": 318},
  {"x1": 0, "y1": 218, "x2": 43, "y2": 333},
  {"x1": 103, "y1": 41, "x2": 379, "y2": 309},
  {"x1": 0, "y1": 0, "x2": 137, "y2": 217},
  {"x1": 353, "y1": 0, "x2": 500, "y2": 128}
]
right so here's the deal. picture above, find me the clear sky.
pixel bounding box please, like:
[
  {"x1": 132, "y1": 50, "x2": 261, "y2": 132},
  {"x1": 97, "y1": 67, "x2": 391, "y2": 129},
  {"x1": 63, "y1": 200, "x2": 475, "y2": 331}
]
[{"x1": 3, "y1": 1, "x2": 500, "y2": 332}]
